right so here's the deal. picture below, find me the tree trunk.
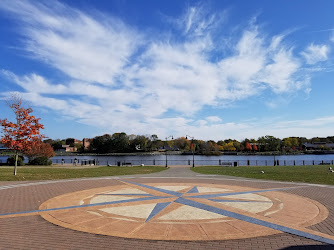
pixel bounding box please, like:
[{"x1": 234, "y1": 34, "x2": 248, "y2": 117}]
[{"x1": 13, "y1": 151, "x2": 18, "y2": 175}]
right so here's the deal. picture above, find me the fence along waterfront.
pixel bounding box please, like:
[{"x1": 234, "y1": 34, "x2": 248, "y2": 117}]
[
  {"x1": 51, "y1": 157, "x2": 334, "y2": 167},
  {"x1": 1, "y1": 155, "x2": 333, "y2": 166}
]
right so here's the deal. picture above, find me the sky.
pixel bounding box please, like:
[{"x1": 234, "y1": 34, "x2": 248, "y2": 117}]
[{"x1": 0, "y1": 0, "x2": 333, "y2": 141}]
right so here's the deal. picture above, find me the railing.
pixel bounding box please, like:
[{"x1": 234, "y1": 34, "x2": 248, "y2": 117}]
[{"x1": 51, "y1": 158, "x2": 334, "y2": 166}]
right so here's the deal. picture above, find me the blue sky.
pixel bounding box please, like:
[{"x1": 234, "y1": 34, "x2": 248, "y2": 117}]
[{"x1": 0, "y1": 0, "x2": 334, "y2": 141}]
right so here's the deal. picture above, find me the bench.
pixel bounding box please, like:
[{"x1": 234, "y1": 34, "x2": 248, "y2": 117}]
[
  {"x1": 122, "y1": 162, "x2": 132, "y2": 166},
  {"x1": 220, "y1": 162, "x2": 233, "y2": 166}
]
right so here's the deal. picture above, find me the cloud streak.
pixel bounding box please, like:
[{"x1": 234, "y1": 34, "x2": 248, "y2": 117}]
[
  {"x1": 0, "y1": 0, "x2": 331, "y2": 139},
  {"x1": 301, "y1": 44, "x2": 330, "y2": 64}
]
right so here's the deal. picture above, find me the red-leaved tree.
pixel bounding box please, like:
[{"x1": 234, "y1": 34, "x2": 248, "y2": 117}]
[
  {"x1": 252, "y1": 144, "x2": 258, "y2": 151},
  {"x1": 0, "y1": 96, "x2": 44, "y2": 175},
  {"x1": 24, "y1": 139, "x2": 55, "y2": 161},
  {"x1": 245, "y1": 142, "x2": 252, "y2": 151}
]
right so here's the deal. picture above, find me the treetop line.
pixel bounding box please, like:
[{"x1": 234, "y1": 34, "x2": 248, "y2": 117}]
[{"x1": 43, "y1": 134, "x2": 334, "y2": 154}]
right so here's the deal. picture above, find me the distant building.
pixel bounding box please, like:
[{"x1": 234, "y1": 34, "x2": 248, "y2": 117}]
[
  {"x1": 83, "y1": 138, "x2": 93, "y2": 150},
  {"x1": 65, "y1": 138, "x2": 82, "y2": 146},
  {"x1": 303, "y1": 142, "x2": 334, "y2": 150},
  {"x1": 55, "y1": 144, "x2": 77, "y2": 152}
]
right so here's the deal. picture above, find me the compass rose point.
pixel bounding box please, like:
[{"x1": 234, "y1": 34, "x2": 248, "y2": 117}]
[
  {"x1": 122, "y1": 181, "x2": 183, "y2": 197},
  {"x1": 145, "y1": 202, "x2": 172, "y2": 222},
  {"x1": 187, "y1": 186, "x2": 199, "y2": 194}
]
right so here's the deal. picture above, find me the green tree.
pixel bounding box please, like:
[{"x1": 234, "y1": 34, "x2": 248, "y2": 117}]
[
  {"x1": 150, "y1": 134, "x2": 159, "y2": 141},
  {"x1": 111, "y1": 132, "x2": 129, "y2": 152},
  {"x1": 65, "y1": 138, "x2": 76, "y2": 146},
  {"x1": 147, "y1": 138, "x2": 163, "y2": 151},
  {"x1": 233, "y1": 141, "x2": 241, "y2": 151},
  {"x1": 50, "y1": 139, "x2": 66, "y2": 151},
  {"x1": 173, "y1": 137, "x2": 191, "y2": 151},
  {"x1": 130, "y1": 135, "x2": 149, "y2": 151},
  {"x1": 223, "y1": 142, "x2": 236, "y2": 151},
  {"x1": 91, "y1": 134, "x2": 113, "y2": 153},
  {"x1": 258, "y1": 135, "x2": 281, "y2": 152},
  {"x1": 282, "y1": 137, "x2": 300, "y2": 151}
]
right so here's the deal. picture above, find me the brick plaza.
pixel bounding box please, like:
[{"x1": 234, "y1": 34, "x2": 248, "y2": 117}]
[{"x1": 0, "y1": 166, "x2": 333, "y2": 249}]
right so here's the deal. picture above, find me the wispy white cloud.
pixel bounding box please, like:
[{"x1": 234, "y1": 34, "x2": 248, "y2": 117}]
[
  {"x1": 330, "y1": 32, "x2": 334, "y2": 43},
  {"x1": 173, "y1": 3, "x2": 227, "y2": 38},
  {"x1": 301, "y1": 44, "x2": 330, "y2": 64},
  {"x1": 1, "y1": 70, "x2": 67, "y2": 94},
  {"x1": 206, "y1": 116, "x2": 222, "y2": 123},
  {"x1": 0, "y1": 0, "x2": 330, "y2": 139},
  {"x1": 0, "y1": 0, "x2": 141, "y2": 85}
]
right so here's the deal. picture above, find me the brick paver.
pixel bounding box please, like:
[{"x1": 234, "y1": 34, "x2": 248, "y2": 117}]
[{"x1": 0, "y1": 166, "x2": 333, "y2": 249}]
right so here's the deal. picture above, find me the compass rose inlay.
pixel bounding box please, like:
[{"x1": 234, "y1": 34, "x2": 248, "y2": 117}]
[
  {"x1": 85, "y1": 181, "x2": 274, "y2": 223},
  {"x1": 2, "y1": 180, "x2": 332, "y2": 243}
]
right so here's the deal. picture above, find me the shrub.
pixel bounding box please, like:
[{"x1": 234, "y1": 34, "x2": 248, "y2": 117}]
[
  {"x1": 24, "y1": 140, "x2": 55, "y2": 159},
  {"x1": 29, "y1": 156, "x2": 52, "y2": 166},
  {"x1": 7, "y1": 155, "x2": 25, "y2": 166}
]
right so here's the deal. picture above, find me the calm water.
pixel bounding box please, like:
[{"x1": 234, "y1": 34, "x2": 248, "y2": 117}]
[{"x1": 2, "y1": 154, "x2": 333, "y2": 166}]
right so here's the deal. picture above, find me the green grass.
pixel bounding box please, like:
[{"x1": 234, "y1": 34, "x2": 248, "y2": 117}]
[
  {"x1": 191, "y1": 165, "x2": 334, "y2": 185},
  {"x1": 0, "y1": 165, "x2": 166, "y2": 181}
]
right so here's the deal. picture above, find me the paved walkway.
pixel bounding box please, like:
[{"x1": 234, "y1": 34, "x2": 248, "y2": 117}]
[{"x1": 0, "y1": 166, "x2": 333, "y2": 249}]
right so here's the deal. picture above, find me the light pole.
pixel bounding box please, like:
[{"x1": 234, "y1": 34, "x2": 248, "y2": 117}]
[
  {"x1": 165, "y1": 135, "x2": 173, "y2": 168},
  {"x1": 186, "y1": 135, "x2": 195, "y2": 168}
]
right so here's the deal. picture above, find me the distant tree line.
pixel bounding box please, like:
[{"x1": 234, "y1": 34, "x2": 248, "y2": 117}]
[
  {"x1": 44, "y1": 133, "x2": 334, "y2": 155},
  {"x1": 44, "y1": 138, "x2": 83, "y2": 151}
]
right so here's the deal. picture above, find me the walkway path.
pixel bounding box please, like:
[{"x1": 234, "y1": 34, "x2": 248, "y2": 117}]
[{"x1": 0, "y1": 165, "x2": 333, "y2": 249}]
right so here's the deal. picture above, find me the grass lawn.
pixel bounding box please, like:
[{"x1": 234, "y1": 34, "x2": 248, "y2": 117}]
[
  {"x1": 0, "y1": 165, "x2": 166, "y2": 181},
  {"x1": 192, "y1": 165, "x2": 334, "y2": 185}
]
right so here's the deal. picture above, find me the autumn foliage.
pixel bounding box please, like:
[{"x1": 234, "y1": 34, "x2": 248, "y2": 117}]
[
  {"x1": 1, "y1": 107, "x2": 44, "y2": 149},
  {"x1": 252, "y1": 144, "x2": 258, "y2": 151},
  {"x1": 0, "y1": 97, "x2": 45, "y2": 174},
  {"x1": 245, "y1": 142, "x2": 252, "y2": 151},
  {"x1": 24, "y1": 139, "x2": 55, "y2": 160}
]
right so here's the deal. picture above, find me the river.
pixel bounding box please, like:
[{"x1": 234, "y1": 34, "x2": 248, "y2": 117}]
[{"x1": 2, "y1": 154, "x2": 333, "y2": 166}]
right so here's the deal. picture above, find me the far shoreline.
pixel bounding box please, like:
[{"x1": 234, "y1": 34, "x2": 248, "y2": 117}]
[{"x1": 1, "y1": 150, "x2": 334, "y2": 158}]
